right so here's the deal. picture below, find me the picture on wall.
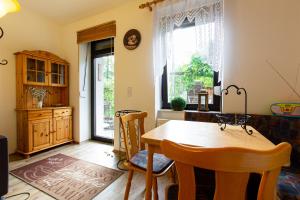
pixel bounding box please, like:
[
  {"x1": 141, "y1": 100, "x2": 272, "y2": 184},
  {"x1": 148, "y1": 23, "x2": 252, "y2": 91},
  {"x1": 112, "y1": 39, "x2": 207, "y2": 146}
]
[{"x1": 123, "y1": 29, "x2": 141, "y2": 50}]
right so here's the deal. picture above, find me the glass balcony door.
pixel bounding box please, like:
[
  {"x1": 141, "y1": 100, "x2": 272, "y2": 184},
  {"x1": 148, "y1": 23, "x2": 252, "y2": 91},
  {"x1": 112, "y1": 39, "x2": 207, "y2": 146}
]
[{"x1": 91, "y1": 38, "x2": 114, "y2": 143}]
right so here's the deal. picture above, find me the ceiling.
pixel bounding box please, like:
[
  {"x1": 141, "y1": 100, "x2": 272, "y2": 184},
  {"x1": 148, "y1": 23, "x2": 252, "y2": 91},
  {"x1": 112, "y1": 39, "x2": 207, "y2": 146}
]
[{"x1": 19, "y1": 0, "x2": 132, "y2": 24}]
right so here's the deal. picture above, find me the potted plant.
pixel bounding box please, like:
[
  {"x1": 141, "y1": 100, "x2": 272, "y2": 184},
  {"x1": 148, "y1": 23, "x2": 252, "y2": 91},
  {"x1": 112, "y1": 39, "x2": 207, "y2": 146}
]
[{"x1": 170, "y1": 97, "x2": 186, "y2": 111}]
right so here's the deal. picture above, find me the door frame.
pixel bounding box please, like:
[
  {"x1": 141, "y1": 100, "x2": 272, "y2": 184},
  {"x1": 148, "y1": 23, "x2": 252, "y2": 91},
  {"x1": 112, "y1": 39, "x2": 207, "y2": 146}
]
[{"x1": 91, "y1": 38, "x2": 115, "y2": 143}]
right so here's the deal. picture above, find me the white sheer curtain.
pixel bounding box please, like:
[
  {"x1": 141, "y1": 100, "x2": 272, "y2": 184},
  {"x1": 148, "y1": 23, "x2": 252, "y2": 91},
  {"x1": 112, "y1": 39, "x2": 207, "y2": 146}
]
[{"x1": 153, "y1": 0, "x2": 224, "y2": 81}]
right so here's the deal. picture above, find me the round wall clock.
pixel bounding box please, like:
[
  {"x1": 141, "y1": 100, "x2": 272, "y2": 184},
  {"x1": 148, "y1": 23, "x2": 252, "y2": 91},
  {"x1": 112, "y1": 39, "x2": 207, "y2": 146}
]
[{"x1": 123, "y1": 29, "x2": 141, "y2": 50}]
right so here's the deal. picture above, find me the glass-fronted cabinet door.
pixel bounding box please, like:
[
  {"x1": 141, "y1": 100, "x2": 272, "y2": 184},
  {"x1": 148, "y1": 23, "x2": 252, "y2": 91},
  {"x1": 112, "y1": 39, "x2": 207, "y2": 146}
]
[
  {"x1": 50, "y1": 62, "x2": 67, "y2": 87},
  {"x1": 23, "y1": 56, "x2": 48, "y2": 85}
]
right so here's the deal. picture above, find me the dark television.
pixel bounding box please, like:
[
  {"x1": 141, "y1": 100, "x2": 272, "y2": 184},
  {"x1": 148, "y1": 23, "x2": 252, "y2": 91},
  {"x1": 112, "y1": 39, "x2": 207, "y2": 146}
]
[{"x1": 0, "y1": 135, "x2": 8, "y2": 200}]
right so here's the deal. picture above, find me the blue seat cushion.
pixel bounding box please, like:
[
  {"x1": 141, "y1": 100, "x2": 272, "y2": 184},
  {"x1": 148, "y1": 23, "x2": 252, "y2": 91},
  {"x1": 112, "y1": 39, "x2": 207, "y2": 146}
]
[
  {"x1": 129, "y1": 150, "x2": 173, "y2": 174},
  {"x1": 277, "y1": 169, "x2": 300, "y2": 200}
]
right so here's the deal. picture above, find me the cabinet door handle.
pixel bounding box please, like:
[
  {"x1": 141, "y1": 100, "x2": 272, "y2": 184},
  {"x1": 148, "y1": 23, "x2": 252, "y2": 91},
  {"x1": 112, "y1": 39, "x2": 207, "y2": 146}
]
[{"x1": 40, "y1": 132, "x2": 44, "y2": 137}]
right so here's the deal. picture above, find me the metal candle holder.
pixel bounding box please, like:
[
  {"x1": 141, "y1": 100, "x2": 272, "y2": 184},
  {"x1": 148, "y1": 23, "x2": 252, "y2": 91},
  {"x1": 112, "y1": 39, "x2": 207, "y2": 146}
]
[{"x1": 216, "y1": 85, "x2": 253, "y2": 135}]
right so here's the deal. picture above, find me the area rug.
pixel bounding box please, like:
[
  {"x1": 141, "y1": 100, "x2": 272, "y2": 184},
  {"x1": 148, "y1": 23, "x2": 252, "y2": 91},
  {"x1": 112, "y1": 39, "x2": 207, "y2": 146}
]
[{"x1": 10, "y1": 153, "x2": 123, "y2": 200}]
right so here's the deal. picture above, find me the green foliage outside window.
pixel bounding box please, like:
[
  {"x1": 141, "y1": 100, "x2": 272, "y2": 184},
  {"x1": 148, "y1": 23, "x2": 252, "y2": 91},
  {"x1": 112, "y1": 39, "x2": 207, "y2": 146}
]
[
  {"x1": 180, "y1": 55, "x2": 213, "y2": 89},
  {"x1": 169, "y1": 55, "x2": 213, "y2": 101},
  {"x1": 103, "y1": 56, "x2": 114, "y2": 118}
]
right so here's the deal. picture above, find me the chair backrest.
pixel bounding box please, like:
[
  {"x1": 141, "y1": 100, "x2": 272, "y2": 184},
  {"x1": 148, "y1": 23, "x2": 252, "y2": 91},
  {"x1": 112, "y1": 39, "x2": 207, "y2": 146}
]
[
  {"x1": 120, "y1": 112, "x2": 147, "y2": 160},
  {"x1": 161, "y1": 140, "x2": 291, "y2": 200}
]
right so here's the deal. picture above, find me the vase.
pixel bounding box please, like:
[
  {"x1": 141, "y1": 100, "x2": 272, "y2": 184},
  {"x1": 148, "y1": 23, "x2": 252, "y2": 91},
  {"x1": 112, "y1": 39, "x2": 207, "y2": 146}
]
[{"x1": 37, "y1": 100, "x2": 43, "y2": 108}]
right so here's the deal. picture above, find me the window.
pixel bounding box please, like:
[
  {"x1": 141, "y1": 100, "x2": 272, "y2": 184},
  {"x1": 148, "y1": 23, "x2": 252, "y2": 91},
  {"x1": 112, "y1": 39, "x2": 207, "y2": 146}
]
[
  {"x1": 162, "y1": 19, "x2": 221, "y2": 111},
  {"x1": 153, "y1": 0, "x2": 223, "y2": 111}
]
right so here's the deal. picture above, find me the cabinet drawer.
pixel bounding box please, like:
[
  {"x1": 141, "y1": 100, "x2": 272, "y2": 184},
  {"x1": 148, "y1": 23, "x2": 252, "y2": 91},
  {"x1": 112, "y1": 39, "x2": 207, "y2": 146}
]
[
  {"x1": 53, "y1": 108, "x2": 72, "y2": 117},
  {"x1": 28, "y1": 110, "x2": 52, "y2": 120}
]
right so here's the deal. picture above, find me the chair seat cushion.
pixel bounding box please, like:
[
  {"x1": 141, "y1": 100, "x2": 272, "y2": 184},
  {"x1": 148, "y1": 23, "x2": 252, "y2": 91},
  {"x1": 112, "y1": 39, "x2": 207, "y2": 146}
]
[
  {"x1": 277, "y1": 169, "x2": 300, "y2": 200},
  {"x1": 129, "y1": 150, "x2": 173, "y2": 174}
]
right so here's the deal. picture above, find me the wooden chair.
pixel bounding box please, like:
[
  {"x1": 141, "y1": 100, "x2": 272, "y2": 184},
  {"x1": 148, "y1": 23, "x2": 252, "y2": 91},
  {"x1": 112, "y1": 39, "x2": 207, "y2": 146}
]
[
  {"x1": 161, "y1": 140, "x2": 292, "y2": 200},
  {"x1": 120, "y1": 112, "x2": 174, "y2": 200}
]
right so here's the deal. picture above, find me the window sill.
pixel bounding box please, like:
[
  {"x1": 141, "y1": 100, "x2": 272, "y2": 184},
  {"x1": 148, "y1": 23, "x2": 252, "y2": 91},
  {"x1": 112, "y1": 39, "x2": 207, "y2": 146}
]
[
  {"x1": 184, "y1": 110, "x2": 221, "y2": 114},
  {"x1": 157, "y1": 109, "x2": 220, "y2": 120},
  {"x1": 157, "y1": 109, "x2": 185, "y2": 120}
]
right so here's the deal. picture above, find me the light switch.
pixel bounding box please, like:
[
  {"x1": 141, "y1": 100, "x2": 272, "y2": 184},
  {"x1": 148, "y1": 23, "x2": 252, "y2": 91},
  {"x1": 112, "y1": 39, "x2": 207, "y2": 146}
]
[{"x1": 127, "y1": 87, "x2": 132, "y2": 97}]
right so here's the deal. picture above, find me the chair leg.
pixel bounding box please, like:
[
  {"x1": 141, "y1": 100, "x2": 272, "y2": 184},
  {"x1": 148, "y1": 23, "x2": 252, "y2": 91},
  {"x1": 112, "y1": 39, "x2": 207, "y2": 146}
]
[
  {"x1": 153, "y1": 177, "x2": 159, "y2": 200},
  {"x1": 171, "y1": 165, "x2": 177, "y2": 183},
  {"x1": 124, "y1": 170, "x2": 134, "y2": 200}
]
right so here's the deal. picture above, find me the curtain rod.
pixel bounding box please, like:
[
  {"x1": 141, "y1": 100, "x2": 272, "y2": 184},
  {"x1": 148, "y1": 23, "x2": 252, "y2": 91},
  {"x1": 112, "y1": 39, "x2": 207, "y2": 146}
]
[{"x1": 139, "y1": 0, "x2": 165, "y2": 12}]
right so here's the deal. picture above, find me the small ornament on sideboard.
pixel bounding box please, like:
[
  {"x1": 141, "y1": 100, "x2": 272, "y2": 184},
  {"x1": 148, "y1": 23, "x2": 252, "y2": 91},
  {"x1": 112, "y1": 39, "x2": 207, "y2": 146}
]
[{"x1": 28, "y1": 87, "x2": 48, "y2": 108}]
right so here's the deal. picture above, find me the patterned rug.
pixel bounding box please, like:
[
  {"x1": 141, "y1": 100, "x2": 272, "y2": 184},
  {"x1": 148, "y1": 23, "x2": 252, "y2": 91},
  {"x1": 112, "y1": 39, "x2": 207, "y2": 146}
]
[{"x1": 10, "y1": 154, "x2": 123, "y2": 200}]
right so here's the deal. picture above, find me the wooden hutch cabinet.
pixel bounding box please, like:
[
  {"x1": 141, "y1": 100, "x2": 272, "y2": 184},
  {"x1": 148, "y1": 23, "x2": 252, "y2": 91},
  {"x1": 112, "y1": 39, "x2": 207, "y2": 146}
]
[{"x1": 15, "y1": 50, "x2": 73, "y2": 158}]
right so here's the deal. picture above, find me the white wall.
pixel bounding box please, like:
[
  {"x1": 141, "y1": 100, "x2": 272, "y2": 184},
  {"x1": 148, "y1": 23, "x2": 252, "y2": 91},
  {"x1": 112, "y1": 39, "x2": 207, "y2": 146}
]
[
  {"x1": 223, "y1": 0, "x2": 300, "y2": 114},
  {"x1": 62, "y1": 0, "x2": 155, "y2": 150},
  {"x1": 0, "y1": 8, "x2": 63, "y2": 153}
]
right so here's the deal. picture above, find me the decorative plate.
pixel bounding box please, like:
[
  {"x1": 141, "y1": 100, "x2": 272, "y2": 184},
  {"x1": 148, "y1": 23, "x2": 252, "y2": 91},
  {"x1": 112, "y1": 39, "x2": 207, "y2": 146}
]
[
  {"x1": 270, "y1": 103, "x2": 300, "y2": 118},
  {"x1": 123, "y1": 29, "x2": 141, "y2": 50}
]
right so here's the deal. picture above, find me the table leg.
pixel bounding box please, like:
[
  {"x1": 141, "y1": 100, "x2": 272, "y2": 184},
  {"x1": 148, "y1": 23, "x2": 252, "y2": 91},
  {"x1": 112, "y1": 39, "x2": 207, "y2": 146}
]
[{"x1": 145, "y1": 144, "x2": 154, "y2": 200}]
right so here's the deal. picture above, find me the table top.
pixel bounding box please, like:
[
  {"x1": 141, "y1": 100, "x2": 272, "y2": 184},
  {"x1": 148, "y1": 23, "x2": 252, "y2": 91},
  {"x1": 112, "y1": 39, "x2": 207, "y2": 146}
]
[{"x1": 142, "y1": 120, "x2": 275, "y2": 150}]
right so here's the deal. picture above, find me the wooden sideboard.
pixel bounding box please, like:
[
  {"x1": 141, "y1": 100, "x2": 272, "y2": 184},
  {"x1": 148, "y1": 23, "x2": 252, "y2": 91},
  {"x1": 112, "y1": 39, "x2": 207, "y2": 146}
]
[
  {"x1": 16, "y1": 107, "x2": 72, "y2": 158},
  {"x1": 15, "y1": 50, "x2": 73, "y2": 158}
]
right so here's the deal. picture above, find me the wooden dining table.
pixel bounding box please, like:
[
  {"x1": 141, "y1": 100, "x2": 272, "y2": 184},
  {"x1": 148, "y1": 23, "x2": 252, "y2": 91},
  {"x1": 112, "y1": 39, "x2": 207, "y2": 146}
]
[{"x1": 141, "y1": 120, "x2": 275, "y2": 200}]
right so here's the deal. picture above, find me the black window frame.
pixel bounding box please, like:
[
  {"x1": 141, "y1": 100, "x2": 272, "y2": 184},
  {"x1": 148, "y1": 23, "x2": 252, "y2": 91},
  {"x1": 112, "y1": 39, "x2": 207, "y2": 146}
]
[
  {"x1": 162, "y1": 66, "x2": 221, "y2": 111},
  {"x1": 161, "y1": 19, "x2": 221, "y2": 111}
]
